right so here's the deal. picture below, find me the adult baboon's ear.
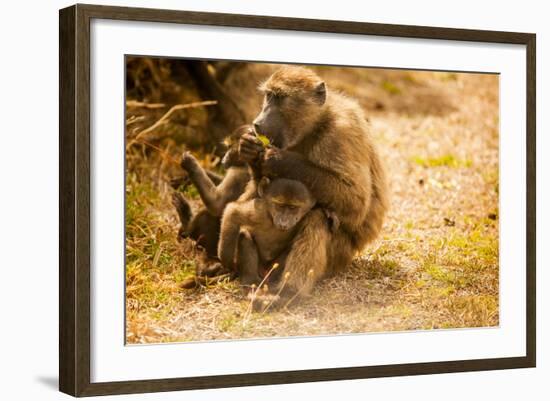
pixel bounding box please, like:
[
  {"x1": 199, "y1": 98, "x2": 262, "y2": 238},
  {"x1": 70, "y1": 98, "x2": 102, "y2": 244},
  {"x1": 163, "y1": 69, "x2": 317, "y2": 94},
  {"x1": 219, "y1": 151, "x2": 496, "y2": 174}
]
[
  {"x1": 314, "y1": 82, "x2": 327, "y2": 105},
  {"x1": 258, "y1": 177, "x2": 270, "y2": 198}
]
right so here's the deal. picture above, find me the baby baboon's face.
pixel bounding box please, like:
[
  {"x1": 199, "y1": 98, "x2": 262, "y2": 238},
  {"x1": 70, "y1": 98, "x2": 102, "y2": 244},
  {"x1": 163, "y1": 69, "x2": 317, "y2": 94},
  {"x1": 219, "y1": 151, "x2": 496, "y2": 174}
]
[
  {"x1": 253, "y1": 67, "x2": 327, "y2": 149},
  {"x1": 261, "y1": 178, "x2": 315, "y2": 231}
]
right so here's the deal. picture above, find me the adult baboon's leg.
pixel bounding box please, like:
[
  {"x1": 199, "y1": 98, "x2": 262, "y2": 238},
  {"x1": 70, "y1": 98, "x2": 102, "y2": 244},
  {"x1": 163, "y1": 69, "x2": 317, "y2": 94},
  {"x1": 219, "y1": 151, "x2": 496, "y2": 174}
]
[{"x1": 277, "y1": 208, "x2": 331, "y2": 297}]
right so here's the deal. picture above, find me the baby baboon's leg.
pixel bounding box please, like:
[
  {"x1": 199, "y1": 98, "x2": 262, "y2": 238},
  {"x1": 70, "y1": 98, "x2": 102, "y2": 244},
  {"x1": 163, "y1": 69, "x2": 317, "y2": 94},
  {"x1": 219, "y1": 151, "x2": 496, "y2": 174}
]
[
  {"x1": 171, "y1": 192, "x2": 192, "y2": 239},
  {"x1": 236, "y1": 230, "x2": 261, "y2": 286},
  {"x1": 217, "y1": 204, "x2": 240, "y2": 271},
  {"x1": 171, "y1": 170, "x2": 223, "y2": 190},
  {"x1": 206, "y1": 170, "x2": 224, "y2": 185},
  {"x1": 181, "y1": 152, "x2": 226, "y2": 216}
]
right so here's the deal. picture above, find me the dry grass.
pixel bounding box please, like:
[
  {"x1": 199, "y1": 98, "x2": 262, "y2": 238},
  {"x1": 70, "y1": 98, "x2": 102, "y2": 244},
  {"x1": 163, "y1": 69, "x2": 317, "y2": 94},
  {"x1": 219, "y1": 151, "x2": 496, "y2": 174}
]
[{"x1": 125, "y1": 65, "x2": 499, "y2": 344}]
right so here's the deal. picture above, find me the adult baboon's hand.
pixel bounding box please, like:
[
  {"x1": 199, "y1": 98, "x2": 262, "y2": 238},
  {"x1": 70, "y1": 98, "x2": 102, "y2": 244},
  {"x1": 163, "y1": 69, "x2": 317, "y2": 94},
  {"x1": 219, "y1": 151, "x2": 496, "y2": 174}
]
[{"x1": 238, "y1": 133, "x2": 264, "y2": 163}]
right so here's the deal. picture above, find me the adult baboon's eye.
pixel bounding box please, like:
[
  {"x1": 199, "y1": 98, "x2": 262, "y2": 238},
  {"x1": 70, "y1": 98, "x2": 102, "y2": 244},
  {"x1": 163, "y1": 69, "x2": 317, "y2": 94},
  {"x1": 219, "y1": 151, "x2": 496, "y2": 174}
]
[
  {"x1": 273, "y1": 93, "x2": 285, "y2": 102},
  {"x1": 267, "y1": 91, "x2": 284, "y2": 103}
]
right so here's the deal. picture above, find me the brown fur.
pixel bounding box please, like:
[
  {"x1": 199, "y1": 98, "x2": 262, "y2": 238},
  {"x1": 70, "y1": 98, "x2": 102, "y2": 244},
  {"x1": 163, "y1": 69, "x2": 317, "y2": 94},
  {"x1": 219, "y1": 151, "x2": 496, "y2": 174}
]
[
  {"x1": 248, "y1": 66, "x2": 389, "y2": 298},
  {"x1": 218, "y1": 178, "x2": 316, "y2": 285},
  {"x1": 173, "y1": 134, "x2": 252, "y2": 275}
]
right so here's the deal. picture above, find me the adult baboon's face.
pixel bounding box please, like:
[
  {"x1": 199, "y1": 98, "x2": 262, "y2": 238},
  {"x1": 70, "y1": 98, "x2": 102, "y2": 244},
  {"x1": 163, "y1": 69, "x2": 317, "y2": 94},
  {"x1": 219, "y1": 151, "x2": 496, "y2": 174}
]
[
  {"x1": 253, "y1": 68, "x2": 327, "y2": 149},
  {"x1": 253, "y1": 91, "x2": 288, "y2": 148}
]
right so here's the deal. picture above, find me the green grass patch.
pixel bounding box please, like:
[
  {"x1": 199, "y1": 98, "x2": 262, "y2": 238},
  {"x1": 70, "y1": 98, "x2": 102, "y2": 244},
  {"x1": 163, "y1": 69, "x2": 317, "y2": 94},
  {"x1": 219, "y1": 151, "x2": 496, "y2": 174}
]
[
  {"x1": 423, "y1": 263, "x2": 471, "y2": 292},
  {"x1": 381, "y1": 81, "x2": 401, "y2": 95},
  {"x1": 412, "y1": 154, "x2": 472, "y2": 168},
  {"x1": 173, "y1": 261, "x2": 197, "y2": 283},
  {"x1": 366, "y1": 258, "x2": 400, "y2": 280},
  {"x1": 443, "y1": 228, "x2": 498, "y2": 266},
  {"x1": 183, "y1": 184, "x2": 200, "y2": 199},
  {"x1": 435, "y1": 72, "x2": 458, "y2": 82}
]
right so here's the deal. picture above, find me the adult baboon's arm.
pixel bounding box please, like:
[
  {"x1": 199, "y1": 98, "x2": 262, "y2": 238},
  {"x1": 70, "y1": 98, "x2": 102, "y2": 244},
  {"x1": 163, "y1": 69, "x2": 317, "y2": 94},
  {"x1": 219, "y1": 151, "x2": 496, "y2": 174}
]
[{"x1": 260, "y1": 148, "x2": 369, "y2": 229}]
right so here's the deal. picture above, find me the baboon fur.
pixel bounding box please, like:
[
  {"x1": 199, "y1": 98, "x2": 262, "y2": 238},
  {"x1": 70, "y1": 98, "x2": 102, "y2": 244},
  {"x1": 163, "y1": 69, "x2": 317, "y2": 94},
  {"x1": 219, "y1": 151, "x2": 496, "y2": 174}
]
[
  {"x1": 218, "y1": 177, "x2": 316, "y2": 285},
  {"x1": 243, "y1": 66, "x2": 389, "y2": 298}
]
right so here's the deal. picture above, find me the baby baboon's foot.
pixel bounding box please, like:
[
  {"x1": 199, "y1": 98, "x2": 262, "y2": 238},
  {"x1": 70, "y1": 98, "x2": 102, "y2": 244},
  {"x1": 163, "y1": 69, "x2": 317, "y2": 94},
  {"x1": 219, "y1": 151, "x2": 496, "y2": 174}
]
[
  {"x1": 239, "y1": 261, "x2": 262, "y2": 288},
  {"x1": 247, "y1": 287, "x2": 281, "y2": 312},
  {"x1": 180, "y1": 276, "x2": 199, "y2": 289},
  {"x1": 323, "y1": 208, "x2": 340, "y2": 233},
  {"x1": 171, "y1": 192, "x2": 190, "y2": 215},
  {"x1": 180, "y1": 151, "x2": 198, "y2": 171},
  {"x1": 180, "y1": 271, "x2": 235, "y2": 290},
  {"x1": 199, "y1": 262, "x2": 229, "y2": 278}
]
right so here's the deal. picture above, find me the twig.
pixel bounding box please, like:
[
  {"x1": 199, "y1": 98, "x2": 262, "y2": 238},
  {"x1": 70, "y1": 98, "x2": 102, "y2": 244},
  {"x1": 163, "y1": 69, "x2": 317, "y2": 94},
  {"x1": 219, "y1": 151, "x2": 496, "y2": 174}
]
[
  {"x1": 126, "y1": 100, "x2": 167, "y2": 109},
  {"x1": 283, "y1": 269, "x2": 315, "y2": 309},
  {"x1": 255, "y1": 263, "x2": 280, "y2": 294},
  {"x1": 126, "y1": 115, "x2": 146, "y2": 126},
  {"x1": 242, "y1": 263, "x2": 280, "y2": 324},
  {"x1": 261, "y1": 272, "x2": 291, "y2": 314},
  {"x1": 132, "y1": 138, "x2": 180, "y2": 167},
  {"x1": 126, "y1": 100, "x2": 218, "y2": 149}
]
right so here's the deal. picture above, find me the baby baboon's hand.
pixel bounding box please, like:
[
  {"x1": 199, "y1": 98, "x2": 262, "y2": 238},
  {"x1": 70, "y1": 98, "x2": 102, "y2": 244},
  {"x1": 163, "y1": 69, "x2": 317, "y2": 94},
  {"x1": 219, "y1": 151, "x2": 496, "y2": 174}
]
[
  {"x1": 180, "y1": 151, "x2": 198, "y2": 171},
  {"x1": 323, "y1": 208, "x2": 341, "y2": 233},
  {"x1": 260, "y1": 147, "x2": 284, "y2": 176},
  {"x1": 238, "y1": 133, "x2": 264, "y2": 163}
]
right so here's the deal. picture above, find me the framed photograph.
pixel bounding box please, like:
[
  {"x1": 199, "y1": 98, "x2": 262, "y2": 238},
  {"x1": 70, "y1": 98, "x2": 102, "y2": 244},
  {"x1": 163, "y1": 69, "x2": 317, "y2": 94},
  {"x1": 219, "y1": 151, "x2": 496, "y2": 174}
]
[{"x1": 59, "y1": 4, "x2": 536, "y2": 397}]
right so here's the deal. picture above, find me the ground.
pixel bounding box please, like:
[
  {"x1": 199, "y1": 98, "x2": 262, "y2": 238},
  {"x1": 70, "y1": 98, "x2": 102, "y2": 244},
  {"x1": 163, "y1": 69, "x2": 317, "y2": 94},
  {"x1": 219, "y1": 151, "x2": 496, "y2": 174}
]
[{"x1": 125, "y1": 65, "x2": 499, "y2": 344}]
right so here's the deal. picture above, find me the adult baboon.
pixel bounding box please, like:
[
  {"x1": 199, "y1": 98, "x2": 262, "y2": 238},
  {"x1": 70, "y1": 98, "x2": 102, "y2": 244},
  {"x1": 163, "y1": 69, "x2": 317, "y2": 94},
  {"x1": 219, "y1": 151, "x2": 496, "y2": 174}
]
[{"x1": 239, "y1": 66, "x2": 389, "y2": 300}]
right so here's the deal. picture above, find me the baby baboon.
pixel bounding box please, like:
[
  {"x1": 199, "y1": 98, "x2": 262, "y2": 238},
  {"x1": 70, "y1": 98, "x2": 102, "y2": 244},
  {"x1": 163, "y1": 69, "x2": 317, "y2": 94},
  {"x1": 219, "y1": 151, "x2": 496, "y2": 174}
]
[
  {"x1": 239, "y1": 66, "x2": 389, "y2": 300},
  {"x1": 172, "y1": 129, "x2": 253, "y2": 281},
  {"x1": 173, "y1": 127, "x2": 254, "y2": 251},
  {"x1": 218, "y1": 177, "x2": 316, "y2": 286}
]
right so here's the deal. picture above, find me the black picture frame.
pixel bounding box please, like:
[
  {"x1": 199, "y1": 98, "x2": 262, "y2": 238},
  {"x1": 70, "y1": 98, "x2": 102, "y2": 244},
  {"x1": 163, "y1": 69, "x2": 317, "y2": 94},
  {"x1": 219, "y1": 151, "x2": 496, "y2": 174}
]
[{"x1": 59, "y1": 3, "x2": 536, "y2": 397}]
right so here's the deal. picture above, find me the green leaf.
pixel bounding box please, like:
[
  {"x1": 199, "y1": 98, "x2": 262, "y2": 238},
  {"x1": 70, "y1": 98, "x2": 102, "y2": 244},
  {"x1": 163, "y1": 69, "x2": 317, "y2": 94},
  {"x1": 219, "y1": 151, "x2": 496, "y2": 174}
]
[{"x1": 257, "y1": 134, "x2": 270, "y2": 147}]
